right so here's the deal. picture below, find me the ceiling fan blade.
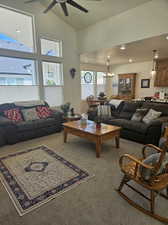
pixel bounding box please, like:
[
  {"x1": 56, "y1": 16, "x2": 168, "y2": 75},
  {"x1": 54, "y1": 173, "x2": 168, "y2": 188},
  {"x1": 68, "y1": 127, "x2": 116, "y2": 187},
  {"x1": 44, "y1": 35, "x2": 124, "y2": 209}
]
[
  {"x1": 25, "y1": 0, "x2": 40, "y2": 3},
  {"x1": 43, "y1": 0, "x2": 57, "y2": 13},
  {"x1": 67, "y1": 0, "x2": 88, "y2": 13},
  {"x1": 60, "y1": 3, "x2": 68, "y2": 16}
]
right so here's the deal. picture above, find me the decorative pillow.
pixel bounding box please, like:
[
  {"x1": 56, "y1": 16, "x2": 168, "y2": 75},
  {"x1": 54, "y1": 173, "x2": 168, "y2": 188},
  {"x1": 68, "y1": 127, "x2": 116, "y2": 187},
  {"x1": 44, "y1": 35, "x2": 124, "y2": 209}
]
[
  {"x1": 22, "y1": 108, "x2": 40, "y2": 121},
  {"x1": 36, "y1": 106, "x2": 52, "y2": 119},
  {"x1": 131, "y1": 108, "x2": 148, "y2": 122},
  {"x1": 142, "y1": 109, "x2": 162, "y2": 124},
  {"x1": 139, "y1": 153, "x2": 168, "y2": 181},
  {"x1": 4, "y1": 108, "x2": 23, "y2": 122}
]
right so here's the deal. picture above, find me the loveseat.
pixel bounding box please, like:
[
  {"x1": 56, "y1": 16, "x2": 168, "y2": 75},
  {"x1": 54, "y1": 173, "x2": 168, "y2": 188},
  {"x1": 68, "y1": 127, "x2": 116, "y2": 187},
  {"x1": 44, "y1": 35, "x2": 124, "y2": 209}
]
[
  {"x1": 88, "y1": 100, "x2": 168, "y2": 145},
  {"x1": 0, "y1": 100, "x2": 63, "y2": 146}
]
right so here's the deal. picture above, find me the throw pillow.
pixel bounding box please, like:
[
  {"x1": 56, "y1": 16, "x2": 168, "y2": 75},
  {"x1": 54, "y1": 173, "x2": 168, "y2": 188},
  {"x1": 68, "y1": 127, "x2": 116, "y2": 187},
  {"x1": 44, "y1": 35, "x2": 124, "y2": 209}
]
[
  {"x1": 36, "y1": 106, "x2": 52, "y2": 119},
  {"x1": 131, "y1": 108, "x2": 148, "y2": 122},
  {"x1": 139, "y1": 153, "x2": 168, "y2": 181},
  {"x1": 4, "y1": 108, "x2": 23, "y2": 122},
  {"x1": 22, "y1": 108, "x2": 40, "y2": 121},
  {"x1": 142, "y1": 109, "x2": 162, "y2": 124}
]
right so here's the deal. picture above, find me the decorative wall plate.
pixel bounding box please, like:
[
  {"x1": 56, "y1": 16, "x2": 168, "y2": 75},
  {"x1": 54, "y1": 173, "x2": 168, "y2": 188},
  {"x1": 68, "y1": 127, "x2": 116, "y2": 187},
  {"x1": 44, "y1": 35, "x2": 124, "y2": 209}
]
[{"x1": 84, "y1": 72, "x2": 92, "y2": 83}]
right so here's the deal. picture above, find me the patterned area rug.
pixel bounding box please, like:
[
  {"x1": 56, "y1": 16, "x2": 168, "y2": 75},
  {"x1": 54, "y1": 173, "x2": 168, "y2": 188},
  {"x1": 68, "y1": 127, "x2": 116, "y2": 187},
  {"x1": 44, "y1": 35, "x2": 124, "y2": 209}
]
[{"x1": 0, "y1": 146, "x2": 92, "y2": 216}]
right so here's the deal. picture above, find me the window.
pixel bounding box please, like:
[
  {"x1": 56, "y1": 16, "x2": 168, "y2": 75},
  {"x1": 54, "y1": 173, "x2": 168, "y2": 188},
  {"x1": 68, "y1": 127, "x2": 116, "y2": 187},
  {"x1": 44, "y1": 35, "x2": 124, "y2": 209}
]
[
  {"x1": 42, "y1": 62, "x2": 63, "y2": 86},
  {"x1": 41, "y1": 38, "x2": 62, "y2": 57},
  {"x1": 0, "y1": 5, "x2": 64, "y2": 106},
  {"x1": 0, "y1": 7, "x2": 34, "y2": 53},
  {"x1": 96, "y1": 72, "x2": 106, "y2": 95},
  {"x1": 0, "y1": 56, "x2": 36, "y2": 85},
  {"x1": 81, "y1": 71, "x2": 95, "y2": 100},
  {"x1": 81, "y1": 71, "x2": 106, "y2": 100}
]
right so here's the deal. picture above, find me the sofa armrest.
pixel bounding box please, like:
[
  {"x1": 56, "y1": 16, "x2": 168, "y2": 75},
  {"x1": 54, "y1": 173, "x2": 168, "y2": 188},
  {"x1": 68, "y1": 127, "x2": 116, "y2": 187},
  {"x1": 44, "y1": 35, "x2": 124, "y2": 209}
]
[
  {"x1": 0, "y1": 116, "x2": 14, "y2": 126},
  {"x1": 51, "y1": 110, "x2": 64, "y2": 122},
  {"x1": 88, "y1": 109, "x2": 97, "y2": 121}
]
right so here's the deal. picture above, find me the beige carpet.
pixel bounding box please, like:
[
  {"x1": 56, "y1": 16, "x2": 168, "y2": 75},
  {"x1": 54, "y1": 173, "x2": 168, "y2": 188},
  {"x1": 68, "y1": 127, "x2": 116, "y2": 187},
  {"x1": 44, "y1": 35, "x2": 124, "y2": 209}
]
[{"x1": 0, "y1": 132, "x2": 167, "y2": 225}]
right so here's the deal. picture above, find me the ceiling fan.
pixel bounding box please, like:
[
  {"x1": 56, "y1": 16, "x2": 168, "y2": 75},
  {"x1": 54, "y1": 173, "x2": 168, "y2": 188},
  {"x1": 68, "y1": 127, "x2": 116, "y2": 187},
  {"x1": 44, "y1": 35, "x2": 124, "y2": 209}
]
[{"x1": 25, "y1": 0, "x2": 101, "y2": 16}]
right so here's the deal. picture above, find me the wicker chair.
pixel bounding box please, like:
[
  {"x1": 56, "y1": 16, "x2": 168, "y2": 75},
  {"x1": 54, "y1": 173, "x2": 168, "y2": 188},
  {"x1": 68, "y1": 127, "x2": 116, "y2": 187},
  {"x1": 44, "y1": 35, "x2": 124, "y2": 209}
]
[{"x1": 117, "y1": 144, "x2": 168, "y2": 223}]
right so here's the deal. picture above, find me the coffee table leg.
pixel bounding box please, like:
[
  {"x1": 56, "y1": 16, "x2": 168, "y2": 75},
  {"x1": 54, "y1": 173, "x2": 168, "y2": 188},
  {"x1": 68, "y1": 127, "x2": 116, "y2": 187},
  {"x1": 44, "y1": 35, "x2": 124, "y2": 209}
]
[
  {"x1": 64, "y1": 129, "x2": 68, "y2": 143},
  {"x1": 96, "y1": 137, "x2": 101, "y2": 158},
  {"x1": 115, "y1": 135, "x2": 120, "y2": 148}
]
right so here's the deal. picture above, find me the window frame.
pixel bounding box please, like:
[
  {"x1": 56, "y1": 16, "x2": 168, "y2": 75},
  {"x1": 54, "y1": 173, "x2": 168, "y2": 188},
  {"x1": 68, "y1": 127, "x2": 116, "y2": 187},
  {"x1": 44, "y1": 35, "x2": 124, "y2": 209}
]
[
  {"x1": 42, "y1": 61, "x2": 64, "y2": 87},
  {"x1": 0, "y1": 4, "x2": 37, "y2": 54},
  {"x1": 40, "y1": 36, "x2": 63, "y2": 58}
]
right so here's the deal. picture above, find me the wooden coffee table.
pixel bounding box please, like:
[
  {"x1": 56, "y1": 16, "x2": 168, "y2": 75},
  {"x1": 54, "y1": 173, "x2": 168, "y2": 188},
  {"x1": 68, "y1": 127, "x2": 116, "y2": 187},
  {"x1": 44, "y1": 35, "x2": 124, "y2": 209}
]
[{"x1": 63, "y1": 120, "x2": 121, "y2": 158}]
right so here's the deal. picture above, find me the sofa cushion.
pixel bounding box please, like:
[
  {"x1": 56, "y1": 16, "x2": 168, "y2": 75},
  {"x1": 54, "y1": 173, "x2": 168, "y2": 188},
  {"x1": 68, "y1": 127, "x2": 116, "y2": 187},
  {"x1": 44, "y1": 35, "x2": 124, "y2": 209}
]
[
  {"x1": 22, "y1": 108, "x2": 40, "y2": 121},
  {"x1": 141, "y1": 102, "x2": 168, "y2": 116},
  {"x1": 131, "y1": 108, "x2": 148, "y2": 122},
  {"x1": 16, "y1": 118, "x2": 60, "y2": 132},
  {"x1": 122, "y1": 102, "x2": 142, "y2": 113},
  {"x1": 119, "y1": 111, "x2": 133, "y2": 120},
  {"x1": 142, "y1": 109, "x2": 162, "y2": 124},
  {"x1": 4, "y1": 108, "x2": 23, "y2": 122},
  {"x1": 36, "y1": 106, "x2": 52, "y2": 119},
  {"x1": 107, "y1": 119, "x2": 150, "y2": 134},
  {"x1": 0, "y1": 103, "x2": 16, "y2": 116}
]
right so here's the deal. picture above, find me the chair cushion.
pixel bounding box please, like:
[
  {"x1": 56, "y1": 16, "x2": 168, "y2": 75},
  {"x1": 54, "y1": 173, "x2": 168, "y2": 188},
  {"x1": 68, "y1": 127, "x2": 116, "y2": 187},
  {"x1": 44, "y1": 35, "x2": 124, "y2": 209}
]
[
  {"x1": 16, "y1": 118, "x2": 59, "y2": 132},
  {"x1": 108, "y1": 119, "x2": 149, "y2": 134},
  {"x1": 142, "y1": 109, "x2": 162, "y2": 124},
  {"x1": 139, "y1": 153, "x2": 168, "y2": 181}
]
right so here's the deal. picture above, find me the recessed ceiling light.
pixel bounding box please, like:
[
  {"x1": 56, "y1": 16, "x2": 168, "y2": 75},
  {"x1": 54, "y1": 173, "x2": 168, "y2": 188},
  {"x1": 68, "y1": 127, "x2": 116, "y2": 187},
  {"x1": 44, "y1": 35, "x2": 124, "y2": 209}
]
[
  {"x1": 129, "y1": 58, "x2": 133, "y2": 63},
  {"x1": 120, "y1": 44, "x2": 126, "y2": 50},
  {"x1": 16, "y1": 29, "x2": 21, "y2": 33}
]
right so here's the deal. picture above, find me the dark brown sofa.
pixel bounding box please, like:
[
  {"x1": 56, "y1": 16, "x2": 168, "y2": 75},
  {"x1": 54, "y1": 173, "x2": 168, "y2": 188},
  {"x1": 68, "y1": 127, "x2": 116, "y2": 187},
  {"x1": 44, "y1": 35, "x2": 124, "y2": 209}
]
[
  {"x1": 88, "y1": 101, "x2": 168, "y2": 145},
  {"x1": 0, "y1": 101, "x2": 63, "y2": 146}
]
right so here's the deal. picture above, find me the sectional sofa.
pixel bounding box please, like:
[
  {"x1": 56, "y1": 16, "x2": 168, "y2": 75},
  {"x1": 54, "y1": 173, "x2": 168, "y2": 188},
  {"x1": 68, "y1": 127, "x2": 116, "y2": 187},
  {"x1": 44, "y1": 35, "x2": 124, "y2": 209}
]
[{"x1": 88, "y1": 100, "x2": 168, "y2": 145}]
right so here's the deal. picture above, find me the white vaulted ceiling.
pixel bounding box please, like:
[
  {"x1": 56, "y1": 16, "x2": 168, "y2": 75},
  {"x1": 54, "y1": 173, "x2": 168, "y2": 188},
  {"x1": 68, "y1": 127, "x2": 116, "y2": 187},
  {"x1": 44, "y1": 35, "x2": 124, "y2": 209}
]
[{"x1": 41, "y1": 0, "x2": 152, "y2": 29}]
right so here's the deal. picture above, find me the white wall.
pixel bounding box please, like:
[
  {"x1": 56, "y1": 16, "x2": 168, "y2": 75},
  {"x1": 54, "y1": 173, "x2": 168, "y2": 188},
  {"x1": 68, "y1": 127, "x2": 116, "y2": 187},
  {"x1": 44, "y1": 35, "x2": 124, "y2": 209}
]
[
  {"x1": 80, "y1": 63, "x2": 107, "y2": 72},
  {"x1": 111, "y1": 61, "x2": 168, "y2": 99},
  {"x1": 0, "y1": 86, "x2": 39, "y2": 103},
  {"x1": 0, "y1": 0, "x2": 80, "y2": 110},
  {"x1": 78, "y1": 0, "x2": 168, "y2": 54}
]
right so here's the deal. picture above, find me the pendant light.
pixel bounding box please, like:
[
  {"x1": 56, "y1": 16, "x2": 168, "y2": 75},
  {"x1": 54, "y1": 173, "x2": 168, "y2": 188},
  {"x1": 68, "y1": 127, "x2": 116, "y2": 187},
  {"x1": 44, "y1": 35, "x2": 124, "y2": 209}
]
[
  {"x1": 104, "y1": 56, "x2": 115, "y2": 78},
  {"x1": 151, "y1": 50, "x2": 157, "y2": 78}
]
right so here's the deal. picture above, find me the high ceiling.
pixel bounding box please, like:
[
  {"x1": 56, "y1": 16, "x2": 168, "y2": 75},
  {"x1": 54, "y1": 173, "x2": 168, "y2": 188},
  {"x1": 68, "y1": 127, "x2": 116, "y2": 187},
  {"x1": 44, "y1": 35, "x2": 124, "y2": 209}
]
[
  {"x1": 42, "y1": 0, "x2": 151, "y2": 29},
  {"x1": 80, "y1": 34, "x2": 168, "y2": 66}
]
